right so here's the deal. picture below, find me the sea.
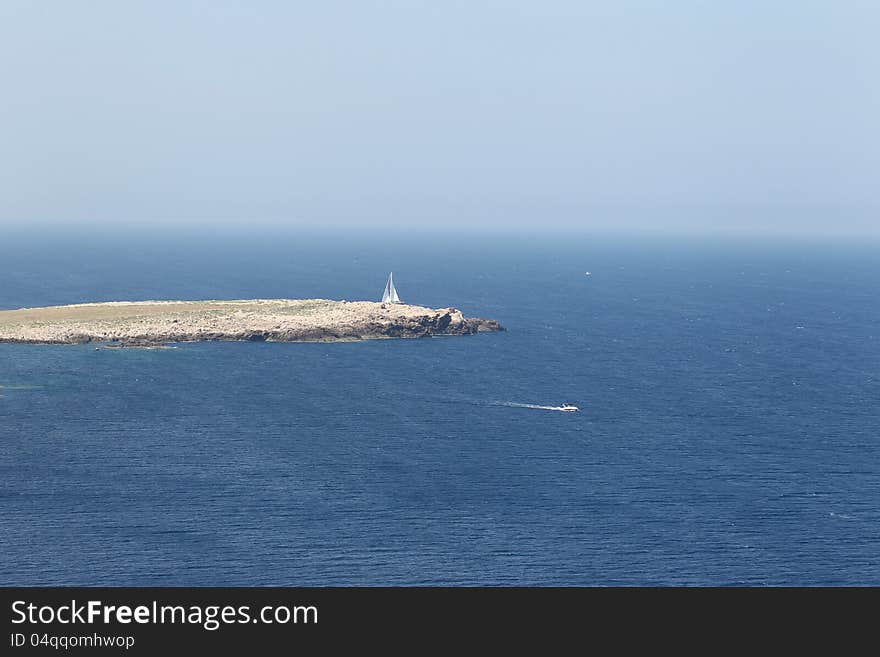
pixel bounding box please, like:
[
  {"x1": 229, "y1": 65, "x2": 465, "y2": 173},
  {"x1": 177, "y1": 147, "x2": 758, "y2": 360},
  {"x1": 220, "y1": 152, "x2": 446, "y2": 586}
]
[{"x1": 1, "y1": 228, "x2": 878, "y2": 585}]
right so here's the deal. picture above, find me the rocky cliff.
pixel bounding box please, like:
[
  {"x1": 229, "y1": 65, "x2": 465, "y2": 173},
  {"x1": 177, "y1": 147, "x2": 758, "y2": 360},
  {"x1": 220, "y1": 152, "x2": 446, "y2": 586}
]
[{"x1": 0, "y1": 299, "x2": 503, "y2": 346}]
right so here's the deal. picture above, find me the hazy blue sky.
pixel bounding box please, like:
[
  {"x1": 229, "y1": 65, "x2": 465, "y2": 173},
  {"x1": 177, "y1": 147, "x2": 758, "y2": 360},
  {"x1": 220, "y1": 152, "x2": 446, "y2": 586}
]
[{"x1": 1, "y1": 1, "x2": 877, "y2": 233}]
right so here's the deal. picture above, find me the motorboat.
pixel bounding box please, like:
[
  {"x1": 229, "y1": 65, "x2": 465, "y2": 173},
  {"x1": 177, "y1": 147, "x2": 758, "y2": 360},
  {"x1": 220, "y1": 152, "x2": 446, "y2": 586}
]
[{"x1": 560, "y1": 404, "x2": 579, "y2": 412}]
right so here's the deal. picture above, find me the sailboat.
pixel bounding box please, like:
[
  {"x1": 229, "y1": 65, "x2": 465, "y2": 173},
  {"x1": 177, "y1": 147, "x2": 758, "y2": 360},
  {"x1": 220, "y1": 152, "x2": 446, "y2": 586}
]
[{"x1": 381, "y1": 272, "x2": 402, "y2": 304}]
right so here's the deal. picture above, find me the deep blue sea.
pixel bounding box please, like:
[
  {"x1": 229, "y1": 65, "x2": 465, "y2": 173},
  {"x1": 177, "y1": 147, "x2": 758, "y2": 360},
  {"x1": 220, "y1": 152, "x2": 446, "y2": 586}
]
[{"x1": 1, "y1": 229, "x2": 878, "y2": 585}]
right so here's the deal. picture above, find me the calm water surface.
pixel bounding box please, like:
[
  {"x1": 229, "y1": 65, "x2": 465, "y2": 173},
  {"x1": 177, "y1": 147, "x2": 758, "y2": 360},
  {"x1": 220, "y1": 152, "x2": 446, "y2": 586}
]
[{"x1": 1, "y1": 230, "x2": 878, "y2": 584}]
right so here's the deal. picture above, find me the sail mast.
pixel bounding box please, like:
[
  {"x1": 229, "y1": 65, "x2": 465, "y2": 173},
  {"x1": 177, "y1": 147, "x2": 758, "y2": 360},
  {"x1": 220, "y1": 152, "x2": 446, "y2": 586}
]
[
  {"x1": 381, "y1": 272, "x2": 402, "y2": 304},
  {"x1": 389, "y1": 273, "x2": 399, "y2": 303}
]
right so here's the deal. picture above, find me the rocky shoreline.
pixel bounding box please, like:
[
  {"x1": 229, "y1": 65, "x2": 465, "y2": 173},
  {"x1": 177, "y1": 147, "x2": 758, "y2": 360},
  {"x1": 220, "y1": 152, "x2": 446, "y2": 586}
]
[{"x1": 0, "y1": 299, "x2": 503, "y2": 346}]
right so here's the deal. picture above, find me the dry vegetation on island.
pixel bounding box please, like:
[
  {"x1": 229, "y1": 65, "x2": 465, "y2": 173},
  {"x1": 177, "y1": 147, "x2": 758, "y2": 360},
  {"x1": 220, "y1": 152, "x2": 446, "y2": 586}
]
[{"x1": 0, "y1": 299, "x2": 502, "y2": 346}]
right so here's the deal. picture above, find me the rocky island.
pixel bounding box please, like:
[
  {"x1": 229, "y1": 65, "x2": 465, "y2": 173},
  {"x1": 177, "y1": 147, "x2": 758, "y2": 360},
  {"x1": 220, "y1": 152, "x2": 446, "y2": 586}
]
[{"x1": 0, "y1": 299, "x2": 503, "y2": 346}]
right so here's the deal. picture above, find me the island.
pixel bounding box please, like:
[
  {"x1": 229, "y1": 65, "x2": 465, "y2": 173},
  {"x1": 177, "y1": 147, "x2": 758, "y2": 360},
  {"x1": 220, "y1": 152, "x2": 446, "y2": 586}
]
[{"x1": 0, "y1": 299, "x2": 503, "y2": 346}]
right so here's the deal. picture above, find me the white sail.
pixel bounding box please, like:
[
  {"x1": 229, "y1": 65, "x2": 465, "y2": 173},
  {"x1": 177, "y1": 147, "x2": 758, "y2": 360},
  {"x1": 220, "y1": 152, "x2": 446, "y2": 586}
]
[{"x1": 381, "y1": 272, "x2": 402, "y2": 304}]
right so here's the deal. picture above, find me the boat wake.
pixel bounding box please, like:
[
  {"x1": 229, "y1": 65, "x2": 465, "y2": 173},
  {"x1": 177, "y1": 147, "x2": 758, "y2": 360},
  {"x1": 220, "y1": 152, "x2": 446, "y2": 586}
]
[{"x1": 498, "y1": 401, "x2": 578, "y2": 412}]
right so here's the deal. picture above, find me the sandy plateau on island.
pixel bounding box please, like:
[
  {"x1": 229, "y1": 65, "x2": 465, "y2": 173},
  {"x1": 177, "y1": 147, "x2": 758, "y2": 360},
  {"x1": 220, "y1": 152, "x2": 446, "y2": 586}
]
[{"x1": 0, "y1": 299, "x2": 503, "y2": 346}]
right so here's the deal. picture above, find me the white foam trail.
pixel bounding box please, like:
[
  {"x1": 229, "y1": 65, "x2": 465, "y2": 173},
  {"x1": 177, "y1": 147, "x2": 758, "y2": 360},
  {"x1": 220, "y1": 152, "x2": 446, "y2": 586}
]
[{"x1": 498, "y1": 401, "x2": 574, "y2": 412}]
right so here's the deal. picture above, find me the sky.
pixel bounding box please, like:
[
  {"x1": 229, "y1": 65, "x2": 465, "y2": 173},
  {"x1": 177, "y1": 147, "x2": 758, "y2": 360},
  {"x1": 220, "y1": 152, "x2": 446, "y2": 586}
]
[{"x1": 0, "y1": 1, "x2": 877, "y2": 234}]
